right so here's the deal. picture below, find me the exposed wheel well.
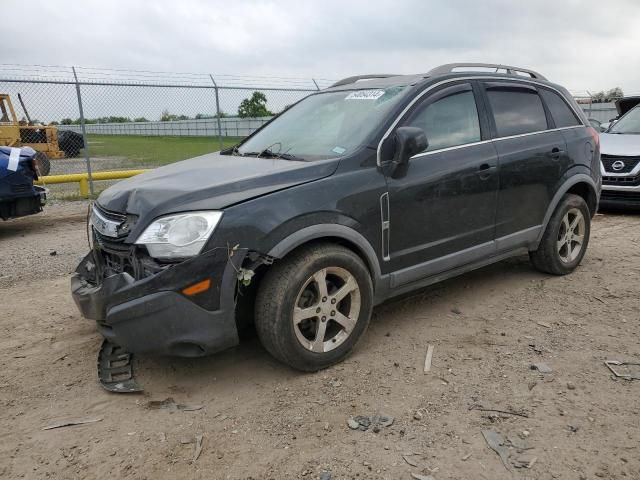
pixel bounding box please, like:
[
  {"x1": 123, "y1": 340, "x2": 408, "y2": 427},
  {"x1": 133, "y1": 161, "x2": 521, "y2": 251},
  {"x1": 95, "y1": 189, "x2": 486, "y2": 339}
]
[
  {"x1": 567, "y1": 182, "x2": 597, "y2": 217},
  {"x1": 235, "y1": 236, "x2": 377, "y2": 334}
]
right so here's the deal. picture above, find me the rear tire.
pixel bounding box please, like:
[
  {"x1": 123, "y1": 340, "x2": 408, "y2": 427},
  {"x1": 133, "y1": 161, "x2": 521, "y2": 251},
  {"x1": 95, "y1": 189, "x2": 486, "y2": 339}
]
[
  {"x1": 255, "y1": 243, "x2": 373, "y2": 371},
  {"x1": 529, "y1": 194, "x2": 590, "y2": 275},
  {"x1": 34, "y1": 152, "x2": 51, "y2": 176}
]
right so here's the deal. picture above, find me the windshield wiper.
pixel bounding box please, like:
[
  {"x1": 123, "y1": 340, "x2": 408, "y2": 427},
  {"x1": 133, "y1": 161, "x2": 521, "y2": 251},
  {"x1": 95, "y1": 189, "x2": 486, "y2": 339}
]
[{"x1": 240, "y1": 148, "x2": 306, "y2": 161}]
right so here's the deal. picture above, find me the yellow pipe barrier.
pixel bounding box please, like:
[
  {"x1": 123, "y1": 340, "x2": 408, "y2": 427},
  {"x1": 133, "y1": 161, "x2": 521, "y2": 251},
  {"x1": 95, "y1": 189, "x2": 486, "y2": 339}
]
[{"x1": 35, "y1": 170, "x2": 149, "y2": 197}]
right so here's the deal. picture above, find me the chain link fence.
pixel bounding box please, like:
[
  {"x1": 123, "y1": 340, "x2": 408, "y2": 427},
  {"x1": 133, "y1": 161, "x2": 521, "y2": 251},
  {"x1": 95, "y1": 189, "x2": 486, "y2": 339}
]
[
  {"x1": 0, "y1": 64, "x2": 334, "y2": 198},
  {"x1": 1, "y1": 64, "x2": 637, "y2": 199}
]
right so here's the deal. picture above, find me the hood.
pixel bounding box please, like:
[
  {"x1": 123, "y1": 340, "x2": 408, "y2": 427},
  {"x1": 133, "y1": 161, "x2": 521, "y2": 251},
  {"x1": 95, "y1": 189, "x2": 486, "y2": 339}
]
[
  {"x1": 600, "y1": 132, "x2": 640, "y2": 157},
  {"x1": 97, "y1": 151, "x2": 339, "y2": 218}
]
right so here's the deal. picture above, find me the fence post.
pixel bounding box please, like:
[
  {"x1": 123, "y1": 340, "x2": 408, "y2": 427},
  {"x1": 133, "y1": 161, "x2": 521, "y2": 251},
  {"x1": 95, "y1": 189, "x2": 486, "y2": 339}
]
[
  {"x1": 209, "y1": 75, "x2": 224, "y2": 152},
  {"x1": 312, "y1": 78, "x2": 320, "y2": 91},
  {"x1": 72, "y1": 66, "x2": 94, "y2": 196}
]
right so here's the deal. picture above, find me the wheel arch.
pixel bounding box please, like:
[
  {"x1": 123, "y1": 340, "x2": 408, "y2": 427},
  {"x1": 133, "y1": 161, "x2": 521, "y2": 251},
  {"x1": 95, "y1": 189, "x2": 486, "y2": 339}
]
[
  {"x1": 566, "y1": 181, "x2": 598, "y2": 217},
  {"x1": 266, "y1": 224, "x2": 382, "y2": 285},
  {"x1": 537, "y1": 174, "x2": 598, "y2": 244}
]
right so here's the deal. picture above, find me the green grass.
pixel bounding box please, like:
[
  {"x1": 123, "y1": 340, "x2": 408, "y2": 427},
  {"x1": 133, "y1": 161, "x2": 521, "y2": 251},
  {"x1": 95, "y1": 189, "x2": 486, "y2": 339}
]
[{"x1": 85, "y1": 134, "x2": 244, "y2": 168}]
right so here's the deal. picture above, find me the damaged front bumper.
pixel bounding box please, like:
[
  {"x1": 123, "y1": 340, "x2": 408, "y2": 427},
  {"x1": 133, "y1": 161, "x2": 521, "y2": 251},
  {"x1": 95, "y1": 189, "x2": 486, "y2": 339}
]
[{"x1": 71, "y1": 247, "x2": 246, "y2": 357}]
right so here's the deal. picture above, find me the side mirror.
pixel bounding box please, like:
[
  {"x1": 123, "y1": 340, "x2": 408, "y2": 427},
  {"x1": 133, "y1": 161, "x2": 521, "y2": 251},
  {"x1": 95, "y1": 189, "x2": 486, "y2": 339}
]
[{"x1": 388, "y1": 127, "x2": 428, "y2": 176}]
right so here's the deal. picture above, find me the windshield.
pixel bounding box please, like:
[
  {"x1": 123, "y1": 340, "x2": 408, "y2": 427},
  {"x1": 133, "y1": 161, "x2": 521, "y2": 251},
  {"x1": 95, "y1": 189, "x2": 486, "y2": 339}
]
[
  {"x1": 235, "y1": 86, "x2": 409, "y2": 160},
  {"x1": 609, "y1": 106, "x2": 640, "y2": 134}
]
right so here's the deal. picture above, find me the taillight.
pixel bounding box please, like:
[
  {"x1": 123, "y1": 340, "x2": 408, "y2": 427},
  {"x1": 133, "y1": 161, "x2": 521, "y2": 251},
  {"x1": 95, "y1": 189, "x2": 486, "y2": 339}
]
[{"x1": 587, "y1": 126, "x2": 600, "y2": 148}]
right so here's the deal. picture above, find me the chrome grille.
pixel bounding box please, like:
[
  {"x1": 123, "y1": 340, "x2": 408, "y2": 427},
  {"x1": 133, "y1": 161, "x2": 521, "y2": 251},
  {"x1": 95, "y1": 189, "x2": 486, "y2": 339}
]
[{"x1": 601, "y1": 155, "x2": 640, "y2": 174}]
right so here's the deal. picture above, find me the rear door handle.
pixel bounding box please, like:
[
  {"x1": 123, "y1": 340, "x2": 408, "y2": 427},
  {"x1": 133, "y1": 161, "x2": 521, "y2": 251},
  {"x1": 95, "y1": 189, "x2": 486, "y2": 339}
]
[
  {"x1": 549, "y1": 147, "x2": 565, "y2": 160},
  {"x1": 477, "y1": 163, "x2": 496, "y2": 180}
]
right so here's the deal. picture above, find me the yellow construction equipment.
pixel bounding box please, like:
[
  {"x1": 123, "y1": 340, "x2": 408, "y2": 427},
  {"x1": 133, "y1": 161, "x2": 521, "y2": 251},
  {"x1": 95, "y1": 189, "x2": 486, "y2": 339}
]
[{"x1": 0, "y1": 93, "x2": 67, "y2": 176}]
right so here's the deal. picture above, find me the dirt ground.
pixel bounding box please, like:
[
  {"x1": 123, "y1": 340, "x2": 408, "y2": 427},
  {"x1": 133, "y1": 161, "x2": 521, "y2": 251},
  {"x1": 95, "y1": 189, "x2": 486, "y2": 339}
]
[{"x1": 1, "y1": 202, "x2": 639, "y2": 480}]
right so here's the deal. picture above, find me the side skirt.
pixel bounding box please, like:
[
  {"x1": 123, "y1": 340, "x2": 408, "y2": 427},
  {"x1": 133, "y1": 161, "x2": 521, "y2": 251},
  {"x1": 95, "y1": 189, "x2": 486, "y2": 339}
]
[{"x1": 374, "y1": 247, "x2": 529, "y2": 305}]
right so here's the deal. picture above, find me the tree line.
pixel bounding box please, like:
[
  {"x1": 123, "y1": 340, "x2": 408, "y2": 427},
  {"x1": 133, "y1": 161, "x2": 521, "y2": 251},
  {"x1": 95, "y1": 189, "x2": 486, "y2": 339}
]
[
  {"x1": 590, "y1": 87, "x2": 624, "y2": 103},
  {"x1": 55, "y1": 91, "x2": 275, "y2": 124}
]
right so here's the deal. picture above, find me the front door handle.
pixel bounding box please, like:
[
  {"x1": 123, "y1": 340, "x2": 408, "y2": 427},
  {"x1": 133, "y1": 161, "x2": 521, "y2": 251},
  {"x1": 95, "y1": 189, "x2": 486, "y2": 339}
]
[
  {"x1": 477, "y1": 163, "x2": 496, "y2": 180},
  {"x1": 549, "y1": 147, "x2": 565, "y2": 160}
]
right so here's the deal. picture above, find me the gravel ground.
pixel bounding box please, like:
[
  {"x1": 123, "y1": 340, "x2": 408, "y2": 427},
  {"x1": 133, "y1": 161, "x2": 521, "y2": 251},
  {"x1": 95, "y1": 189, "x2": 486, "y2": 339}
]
[{"x1": 1, "y1": 203, "x2": 639, "y2": 480}]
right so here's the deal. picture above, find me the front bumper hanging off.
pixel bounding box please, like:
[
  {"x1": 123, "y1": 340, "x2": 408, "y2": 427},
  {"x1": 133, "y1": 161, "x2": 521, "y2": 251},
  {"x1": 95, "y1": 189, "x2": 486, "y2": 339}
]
[{"x1": 71, "y1": 247, "x2": 246, "y2": 357}]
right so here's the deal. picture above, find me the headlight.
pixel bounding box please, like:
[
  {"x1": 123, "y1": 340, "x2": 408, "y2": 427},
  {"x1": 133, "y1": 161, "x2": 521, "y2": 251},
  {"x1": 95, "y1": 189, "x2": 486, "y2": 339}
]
[{"x1": 135, "y1": 211, "x2": 223, "y2": 259}]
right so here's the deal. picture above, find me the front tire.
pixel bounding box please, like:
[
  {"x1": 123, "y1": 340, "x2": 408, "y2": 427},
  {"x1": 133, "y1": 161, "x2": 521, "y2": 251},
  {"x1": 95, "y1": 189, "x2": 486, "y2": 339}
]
[
  {"x1": 529, "y1": 194, "x2": 591, "y2": 275},
  {"x1": 255, "y1": 243, "x2": 373, "y2": 371}
]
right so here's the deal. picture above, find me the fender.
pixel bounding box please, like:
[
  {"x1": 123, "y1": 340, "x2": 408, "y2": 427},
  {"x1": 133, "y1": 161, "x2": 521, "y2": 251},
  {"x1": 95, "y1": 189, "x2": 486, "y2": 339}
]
[
  {"x1": 537, "y1": 173, "x2": 599, "y2": 244},
  {"x1": 267, "y1": 223, "x2": 382, "y2": 283}
]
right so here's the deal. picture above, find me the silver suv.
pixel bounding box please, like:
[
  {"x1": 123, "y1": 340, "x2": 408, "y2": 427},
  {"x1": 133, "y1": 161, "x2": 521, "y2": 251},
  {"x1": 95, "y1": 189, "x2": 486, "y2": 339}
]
[{"x1": 600, "y1": 99, "x2": 640, "y2": 207}]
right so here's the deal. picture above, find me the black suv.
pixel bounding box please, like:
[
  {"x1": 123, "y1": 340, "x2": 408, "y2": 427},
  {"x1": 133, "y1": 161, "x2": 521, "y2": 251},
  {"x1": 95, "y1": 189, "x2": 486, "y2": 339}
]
[{"x1": 72, "y1": 63, "x2": 601, "y2": 371}]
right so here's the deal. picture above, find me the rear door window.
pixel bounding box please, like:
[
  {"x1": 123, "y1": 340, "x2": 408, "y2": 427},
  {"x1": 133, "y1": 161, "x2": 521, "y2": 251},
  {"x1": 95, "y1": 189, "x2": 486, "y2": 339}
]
[
  {"x1": 486, "y1": 86, "x2": 548, "y2": 137},
  {"x1": 539, "y1": 89, "x2": 581, "y2": 128}
]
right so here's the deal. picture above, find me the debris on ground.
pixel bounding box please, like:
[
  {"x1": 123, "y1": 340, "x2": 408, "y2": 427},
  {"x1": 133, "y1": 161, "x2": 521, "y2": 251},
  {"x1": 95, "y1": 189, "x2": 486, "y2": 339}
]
[
  {"x1": 146, "y1": 397, "x2": 204, "y2": 412},
  {"x1": 347, "y1": 414, "x2": 394, "y2": 432},
  {"x1": 482, "y1": 430, "x2": 511, "y2": 470},
  {"x1": 402, "y1": 454, "x2": 419, "y2": 467},
  {"x1": 97, "y1": 340, "x2": 143, "y2": 393},
  {"x1": 529, "y1": 343, "x2": 544, "y2": 354},
  {"x1": 319, "y1": 471, "x2": 332, "y2": 480},
  {"x1": 530, "y1": 362, "x2": 553, "y2": 374},
  {"x1": 424, "y1": 345, "x2": 434, "y2": 373},
  {"x1": 192, "y1": 434, "x2": 204, "y2": 462},
  {"x1": 451, "y1": 307, "x2": 462, "y2": 315},
  {"x1": 461, "y1": 452, "x2": 472, "y2": 461},
  {"x1": 604, "y1": 360, "x2": 640, "y2": 380},
  {"x1": 469, "y1": 404, "x2": 529, "y2": 418},
  {"x1": 49, "y1": 250, "x2": 57, "y2": 256},
  {"x1": 512, "y1": 454, "x2": 538, "y2": 469},
  {"x1": 482, "y1": 429, "x2": 539, "y2": 471},
  {"x1": 347, "y1": 418, "x2": 360, "y2": 430},
  {"x1": 43, "y1": 417, "x2": 103, "y2": 430},
  {"x1": 410, "y1": 473, "x2": 434, "y2": 480},
  {"x1": 536, "y1": 321, "x2": 551, "y2": 328}
]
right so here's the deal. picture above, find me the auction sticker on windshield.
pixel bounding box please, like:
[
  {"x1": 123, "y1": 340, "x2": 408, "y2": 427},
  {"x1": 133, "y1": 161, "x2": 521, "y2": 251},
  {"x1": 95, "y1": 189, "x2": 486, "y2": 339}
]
[{"x1": 345, "y1": 90, "x2": 386, "y2": 100}]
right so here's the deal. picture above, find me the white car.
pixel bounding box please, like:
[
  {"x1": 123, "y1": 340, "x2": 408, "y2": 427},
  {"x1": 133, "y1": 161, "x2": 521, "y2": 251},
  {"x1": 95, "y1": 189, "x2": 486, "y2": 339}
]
[{"x1": 599, "y1": 98, "x2": 640, "y2": 208}]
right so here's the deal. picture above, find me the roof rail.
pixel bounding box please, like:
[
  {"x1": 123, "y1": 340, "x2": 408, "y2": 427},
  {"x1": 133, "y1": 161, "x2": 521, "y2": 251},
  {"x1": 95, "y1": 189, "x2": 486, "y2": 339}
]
[
  {"x1": 427, "y1": 63, "x2": 547, "y2": 81},
  {"x1": 330, "y1": 74, "x2": 400, "y2": 88}
]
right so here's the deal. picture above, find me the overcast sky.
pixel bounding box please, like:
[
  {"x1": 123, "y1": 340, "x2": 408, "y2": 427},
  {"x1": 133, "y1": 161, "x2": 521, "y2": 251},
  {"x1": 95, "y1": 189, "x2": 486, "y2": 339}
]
[{"x1": 2, "y1": 0, "x2": 639, "y2": 94}]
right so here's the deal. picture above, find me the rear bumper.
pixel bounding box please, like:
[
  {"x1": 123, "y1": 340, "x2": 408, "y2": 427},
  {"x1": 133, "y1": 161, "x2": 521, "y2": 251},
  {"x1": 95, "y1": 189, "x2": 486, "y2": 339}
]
[
  {"x1": 71, "y1": 247, "x2": 245, "y2": 357},
  {"x1": 0, "y1": 188, "x2": 45, "y2": 219}
]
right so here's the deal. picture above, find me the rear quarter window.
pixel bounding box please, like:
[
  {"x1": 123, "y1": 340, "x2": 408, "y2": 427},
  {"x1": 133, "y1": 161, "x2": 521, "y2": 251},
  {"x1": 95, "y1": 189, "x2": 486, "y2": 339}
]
[
  {"x1": 539, "y1": 89, "x2": 581, "y2": 128},
  {"x1": 486, "y1": 88, "x2": 548, "y2": 137}
]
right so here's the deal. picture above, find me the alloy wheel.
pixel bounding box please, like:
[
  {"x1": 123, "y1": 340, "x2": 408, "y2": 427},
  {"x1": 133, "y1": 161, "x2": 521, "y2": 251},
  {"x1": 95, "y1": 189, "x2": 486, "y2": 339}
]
[
  {"x1": 292, "y1": 267, "x2": 361, "y2": 353},
  {"x1": 557, "y1": 207, "x2": 585, "y2": 263}
]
